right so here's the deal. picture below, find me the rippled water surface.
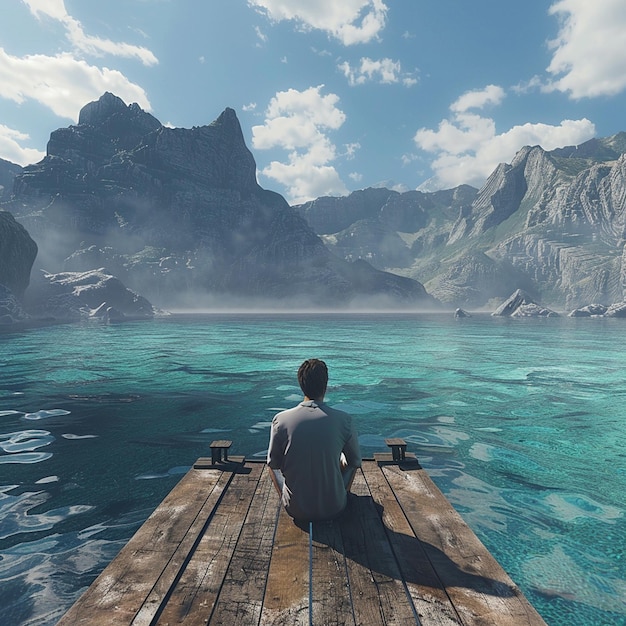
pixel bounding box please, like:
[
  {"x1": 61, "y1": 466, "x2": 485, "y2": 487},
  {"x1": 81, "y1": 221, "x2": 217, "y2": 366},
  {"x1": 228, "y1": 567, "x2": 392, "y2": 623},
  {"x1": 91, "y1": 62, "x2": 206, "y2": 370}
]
[{"x1": 1, "y1": 313, "x2": 625, "y2": 625}]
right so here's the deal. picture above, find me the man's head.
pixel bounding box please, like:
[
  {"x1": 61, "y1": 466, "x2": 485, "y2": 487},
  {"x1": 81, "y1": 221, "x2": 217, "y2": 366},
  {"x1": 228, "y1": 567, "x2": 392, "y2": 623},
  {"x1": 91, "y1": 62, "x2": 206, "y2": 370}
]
[{"x1": 297, "y1": 359, "x2": 328, "y2": 401}]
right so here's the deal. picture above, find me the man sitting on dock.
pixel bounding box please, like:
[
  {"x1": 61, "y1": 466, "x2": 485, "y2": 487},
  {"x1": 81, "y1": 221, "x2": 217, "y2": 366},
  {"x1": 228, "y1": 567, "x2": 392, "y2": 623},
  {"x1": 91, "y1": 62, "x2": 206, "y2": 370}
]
[{"x1": 267, "y1": 358, "x2": 361, "y2": 522}]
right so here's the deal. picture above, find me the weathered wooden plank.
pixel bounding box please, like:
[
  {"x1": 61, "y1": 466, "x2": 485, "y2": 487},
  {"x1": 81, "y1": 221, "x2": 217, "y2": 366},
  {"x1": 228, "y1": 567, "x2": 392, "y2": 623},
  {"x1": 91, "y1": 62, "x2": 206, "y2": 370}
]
[
  {"x1": 260, "y1": 506, "x2": 310, "y2": 626},
  {"x1": 310, "y1": 519, "x2": 355, "y2": 626},
  {"x1": 154, "y1": 463, "x2": 264, "y2": 626},
  {"x1": 57, "y1": 468, "x2": 227, "y2": 626},
  {"x1": 381, "y1": 464, "x2": 547, "y2": 626},
  {"x1": 131, "y1": 470, "x2": 237, "y2": 625},
  {"x1": 339, "y1": 469, "x2": 421, "y2": 626},
  {"x1": 361, "y1": 462, "x2": 462, "y2": 626},
  {"x1": 208, "y1": 466, "x2": 281, "y2": 626}
]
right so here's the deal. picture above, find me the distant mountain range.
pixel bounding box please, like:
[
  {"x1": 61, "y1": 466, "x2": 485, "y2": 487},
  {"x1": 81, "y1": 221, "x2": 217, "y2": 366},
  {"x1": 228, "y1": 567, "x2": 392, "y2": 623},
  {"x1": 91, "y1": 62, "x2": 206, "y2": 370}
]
[
  {"x1": 2, "y1": 92, "x2": 626, "y2": 312},
  {"x1": 0, "y1": 93, "x2": 434, "y2": 311},
  {"x1": 296, "y1": 134, "x2": 626, "y2": 309}
]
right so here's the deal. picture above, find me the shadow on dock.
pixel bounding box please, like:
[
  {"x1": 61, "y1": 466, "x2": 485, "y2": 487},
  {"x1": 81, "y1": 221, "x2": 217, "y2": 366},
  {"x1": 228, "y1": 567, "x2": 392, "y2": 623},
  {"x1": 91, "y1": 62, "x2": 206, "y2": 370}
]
[{"x1": 302, "y1": 493, "x2": 516, "y2": 598}]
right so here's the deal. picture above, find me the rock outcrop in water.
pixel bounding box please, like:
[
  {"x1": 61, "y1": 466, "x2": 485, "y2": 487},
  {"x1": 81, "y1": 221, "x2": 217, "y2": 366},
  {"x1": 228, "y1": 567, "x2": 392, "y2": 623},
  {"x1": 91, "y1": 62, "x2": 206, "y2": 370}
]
[
  {"x1": 0, "y1": 283, "x2": 29, "y2": 325},
  {"x1": 24, "y1": 269, "x2": 155, "y2": 322},
  {"x1": 295, "y1": 134, "x2": 626, "y2": 310},
  {"x1": 568, "y1": 303, "x2": 608, "y2": 317},
  {"x1": 2, "y1": 93, "x2": 436, "y2": 310},
  {"x1": 491, "y1": 289, "x2": 559, "y2": 317},
  {"x1": 569, "y1": 301, "x2": 626, "y2": 318}
]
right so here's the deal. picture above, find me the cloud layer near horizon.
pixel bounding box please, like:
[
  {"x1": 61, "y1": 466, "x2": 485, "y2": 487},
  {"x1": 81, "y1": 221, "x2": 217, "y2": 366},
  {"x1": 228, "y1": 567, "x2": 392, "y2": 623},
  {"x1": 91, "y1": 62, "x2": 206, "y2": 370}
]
[{"x1": 412, "y1": 85, "x2": 596, "y2": 190}]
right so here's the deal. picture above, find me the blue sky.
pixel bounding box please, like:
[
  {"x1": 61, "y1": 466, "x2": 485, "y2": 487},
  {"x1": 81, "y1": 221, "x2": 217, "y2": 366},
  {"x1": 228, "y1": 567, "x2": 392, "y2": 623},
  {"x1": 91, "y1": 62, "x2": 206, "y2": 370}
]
[{"x1": 1, "y1": 1, "x2": 626, "y2": 204}]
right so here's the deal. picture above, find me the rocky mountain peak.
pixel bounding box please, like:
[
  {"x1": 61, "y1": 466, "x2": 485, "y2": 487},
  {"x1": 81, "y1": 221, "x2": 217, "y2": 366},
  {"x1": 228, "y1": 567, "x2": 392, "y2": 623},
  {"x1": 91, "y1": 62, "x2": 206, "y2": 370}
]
[
  {"x1": 77, "y1": 91, "x2": 161, "y2": 135},
  {"x1": 452, "y1": 145, "x2": 558, "y2": 241},
  {"x1": 139, "y1": 105, "x2": 258, "y2": 192},
  {"x1": 78, "y1": 91, "x2": 128, "y2": 124},
  {"x1": 12, "y1": 93, "x2": 164, "y2": 198},
  {"x1": 214, "y1": 106, "x2": 238, "y2": 126},
  {"x1": 550, "y1": 132, "x2": 626, "y2": 161}
]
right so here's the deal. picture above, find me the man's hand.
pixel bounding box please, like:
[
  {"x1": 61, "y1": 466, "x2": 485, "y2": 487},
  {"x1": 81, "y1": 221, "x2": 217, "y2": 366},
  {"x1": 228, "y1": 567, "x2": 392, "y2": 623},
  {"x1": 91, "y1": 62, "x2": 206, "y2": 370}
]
[{"x1": 340, "y1": 452, "x2": 348, "y2": 471}]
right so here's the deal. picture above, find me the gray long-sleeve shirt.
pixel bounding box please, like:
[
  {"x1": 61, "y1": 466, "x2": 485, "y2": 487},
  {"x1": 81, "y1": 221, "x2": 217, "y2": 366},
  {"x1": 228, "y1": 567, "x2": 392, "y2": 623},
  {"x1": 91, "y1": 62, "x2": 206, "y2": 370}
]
[{"x1": 267, "y1": 400, "x2": 361, "y2": 521}]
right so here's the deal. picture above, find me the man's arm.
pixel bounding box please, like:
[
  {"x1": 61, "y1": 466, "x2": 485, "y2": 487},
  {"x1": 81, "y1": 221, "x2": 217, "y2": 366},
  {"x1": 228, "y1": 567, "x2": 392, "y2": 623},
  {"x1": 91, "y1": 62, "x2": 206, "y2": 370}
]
[
  {"x1": 342, "y1": 464, "x2": 357, "y2": 491},
  {"x1": 266, "y1": 417, "x2": 283, "y2": 468},
  {"x1": 341, "y1": 424, "x2": 361, "y2": 492},
  {"x1": 266, "y1": 417, "x2": 285, "y2": 497},
  {"x1": 343, "y1": 428, "x2": 362, "y2": 469},
  {"x1": 268, "y1": 466, "x2": 284, "y2": 497}
]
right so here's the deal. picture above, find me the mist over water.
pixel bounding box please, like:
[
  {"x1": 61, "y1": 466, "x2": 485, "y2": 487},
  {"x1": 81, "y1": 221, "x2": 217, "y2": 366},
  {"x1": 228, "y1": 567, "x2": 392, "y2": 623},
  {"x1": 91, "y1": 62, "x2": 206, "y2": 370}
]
[{"x1": 1, "y1": 313, "x2": 625, "y2": 625}]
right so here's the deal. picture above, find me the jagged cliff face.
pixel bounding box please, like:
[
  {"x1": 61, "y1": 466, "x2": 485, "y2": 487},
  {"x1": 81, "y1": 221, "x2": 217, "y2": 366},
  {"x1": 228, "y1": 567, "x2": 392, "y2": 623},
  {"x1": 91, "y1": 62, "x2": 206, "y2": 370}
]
[
  {"x1": 0, "y1": 158, "x2": 22, "y2": 201},
  {"x1": 296, "y1": 134, "x2": 626, "y2": 309},
  {"x1": 489, "y1": 144, "x2": 626, "y2": 308},
  {"x1": 3, "y1": 92, "x2": 434, "y2": 309},
  {"x1": 0, "y1": 211, "x2": 37, "y2": 299}
]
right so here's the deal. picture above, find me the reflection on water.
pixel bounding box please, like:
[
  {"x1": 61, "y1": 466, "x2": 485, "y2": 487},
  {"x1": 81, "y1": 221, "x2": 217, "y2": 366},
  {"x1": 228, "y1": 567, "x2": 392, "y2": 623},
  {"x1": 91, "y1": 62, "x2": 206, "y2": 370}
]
[{"x1": 1, "y1": 313, "x2": 625, "y2": 625}]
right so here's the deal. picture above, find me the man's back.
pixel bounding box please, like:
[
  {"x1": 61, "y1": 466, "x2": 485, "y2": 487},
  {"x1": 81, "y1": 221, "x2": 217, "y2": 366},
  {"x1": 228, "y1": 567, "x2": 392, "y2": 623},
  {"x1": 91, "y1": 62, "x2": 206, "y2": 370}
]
[{"x1": 267, "y1": 400, "x2": 361, "y2": 521}]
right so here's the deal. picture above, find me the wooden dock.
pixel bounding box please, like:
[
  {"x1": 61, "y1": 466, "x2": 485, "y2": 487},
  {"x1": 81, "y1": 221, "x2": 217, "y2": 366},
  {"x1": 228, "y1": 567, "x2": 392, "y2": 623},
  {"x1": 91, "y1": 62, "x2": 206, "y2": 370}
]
[{"x1": 57, "y1": 450, "x2": 547, "y2": 626}]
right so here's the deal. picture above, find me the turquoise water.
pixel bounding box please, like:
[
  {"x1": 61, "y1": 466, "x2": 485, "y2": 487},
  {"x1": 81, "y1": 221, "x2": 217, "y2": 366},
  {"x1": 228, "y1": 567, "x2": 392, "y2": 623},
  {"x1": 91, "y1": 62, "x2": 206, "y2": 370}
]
[{"x1": 1, "y1": 313, "x2": 625, "y2": 625}]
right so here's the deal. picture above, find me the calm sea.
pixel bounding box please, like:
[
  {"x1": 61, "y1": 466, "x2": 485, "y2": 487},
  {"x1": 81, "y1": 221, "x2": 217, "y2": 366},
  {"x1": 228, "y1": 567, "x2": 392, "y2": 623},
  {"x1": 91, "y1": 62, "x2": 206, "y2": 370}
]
[{"x1": 1, "y1": 313, "x2": 625, "y2": 626}]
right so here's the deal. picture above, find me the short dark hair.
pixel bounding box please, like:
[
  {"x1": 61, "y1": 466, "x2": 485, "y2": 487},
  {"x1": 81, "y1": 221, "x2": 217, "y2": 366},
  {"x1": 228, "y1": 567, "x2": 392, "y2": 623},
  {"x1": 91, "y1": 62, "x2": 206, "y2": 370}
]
[{"x1": 297, "y1": 359, "x2": 328, "y2": 400}]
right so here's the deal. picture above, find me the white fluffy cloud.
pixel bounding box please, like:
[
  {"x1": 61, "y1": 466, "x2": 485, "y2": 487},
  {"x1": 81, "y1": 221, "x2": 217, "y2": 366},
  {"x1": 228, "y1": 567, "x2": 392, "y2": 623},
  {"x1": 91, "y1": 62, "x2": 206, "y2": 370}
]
[
  {"x1": 252, "y1": 86, "x2": 349, "y2": 203},
  {"x1": 0, "y1": 48, "x2": 151, "y2": 121},
  {"x1": 248, "y1": 0, "x2": 388, "y2": 45},
  {"x1": 23, "y1": 0, "x2": 158, "y2": 65},
  {"x1": 414, "y1": 85, "x2": 596, "y2": 190},
  {"x1": 0, "y1": 124, "x2": 45, "y2": 166},
  {"x1": 546, "y1": 0, "x2": 626, "y2": 98},
  {"x1": 0, "y1": 2, "x2": 155, "y2": 163},
  {"x1": 338, "y1": 57, "x2": 417, "y2": 87},
  {"x1": 450, "y1": 84, "x2": 505, "y2": 113}
]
